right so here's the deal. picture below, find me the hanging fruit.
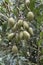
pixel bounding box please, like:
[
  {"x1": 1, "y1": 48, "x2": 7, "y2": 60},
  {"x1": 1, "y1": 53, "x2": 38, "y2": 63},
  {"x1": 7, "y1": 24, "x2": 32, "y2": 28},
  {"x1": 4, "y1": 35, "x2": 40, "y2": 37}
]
[
  {"x1": 8, "y1": 33, "x2": 15, "y2": 41},
  {"x1": 27, "y1": 11, "x2": 34, "y2": 21},
  {"x1": 23, "y1": 21, "x2": 29, "y2": 30},
  {"x1": 12, "y1": 45, "x2": 18, "y2": 54},
  {"x1": 29, "y1": 27, "x2": 33, "y2": 35},
  {"x1": 23, "y1": 31, "x2": 30, "y2": 40},
  {"x1": 17, "y1": 19, "x2": 23, "y2": 27},
  {"x1": 8, "y1": 17, "x2": 15, "y2": 27}
]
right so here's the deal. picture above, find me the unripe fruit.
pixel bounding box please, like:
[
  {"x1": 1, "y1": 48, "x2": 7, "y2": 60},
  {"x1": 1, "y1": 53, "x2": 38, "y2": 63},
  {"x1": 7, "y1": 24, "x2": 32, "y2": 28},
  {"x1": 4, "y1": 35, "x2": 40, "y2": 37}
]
[
  {"x1": 12, "y1": 24, "x2": 17, "y2": 31},
  {"x1": 8, "y1": 17, "x2": 15, "y2": 27},
  {"x1": 23, "y1": 21, "x2": 29, "y2": 30},
  {"x1": 17, "y1": 19, "x2": 23, "y2": 27},
  {"x1": 15, "y1": 33, "x2": 20, "y2": 43},
  {"x1": 27, "y1": 12, "x2": 34, "y2": 21},
  {"x1": 29, "y1": 27, "x2": 33, "y2": 35},
  {"x1": 19, "y1": 31, "x2": 23, "y2": 39},
  {"x1": 0, "y1": 26, "x2": 2, "y2": 33},
  {"x1": 25, "y1": 0, "x2": 30, "y2": 4},
  {"x1": 8, "y1": 33, "x2": 14, "y2": 40},
  {"x1": 0, "y1": 35, "x2": 1, "y2": 38},
  {"x1": 0, "y1": 38, "x2": 2, "y2": 42},
  {"x1": 12, "y1": 45, "x2": 18, "y2": 54},
  {"x1": 0, "y1": 35, "x2": 2, "y2": 42},
  {"x1": 23, "y1": 31, "x2": 30, "y2": 40},
  {"x1": 27, "y1": 52, "x2": 30, "y2": 56},
  {"x1": 20, "y1": 27, "x2": 24, "y2": 31}
]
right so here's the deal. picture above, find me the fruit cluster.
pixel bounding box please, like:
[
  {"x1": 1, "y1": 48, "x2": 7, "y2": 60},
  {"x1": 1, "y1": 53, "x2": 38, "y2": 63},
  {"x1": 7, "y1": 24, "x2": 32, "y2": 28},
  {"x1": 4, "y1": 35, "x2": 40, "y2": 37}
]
[
  {"x1": 8, "y1": 16, "x2": 34, "y2": 53},
  {"x1": 8, "y1": 18, "x2": 34, "y2": 41}
]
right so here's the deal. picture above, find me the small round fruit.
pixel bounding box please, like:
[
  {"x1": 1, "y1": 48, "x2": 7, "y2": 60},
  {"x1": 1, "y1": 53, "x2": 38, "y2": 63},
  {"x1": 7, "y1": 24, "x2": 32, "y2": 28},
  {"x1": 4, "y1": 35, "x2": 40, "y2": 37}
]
[
  {"x1": 8, "y1": 33, "x2": 14, "y2": 40},
  {"x1": 0, "y1": 35, "x2": 1, "y2": 38},
  {"x1": 0, "y1": 38, "x2": 2, "y2": 42},
  {"x1": 23, "y1": 21, "x2": 29, "y2": 30},
  {"x1": 27, "y1": 12, "x2": 34, "y2": 21},
  {"x1": 29, "y1": 27, "x2": 33, "y2": 35},
  {"x1": 19, "y1": 31, "x2": 23, "y2": 39},
  {"x1": 23, "y1": 31, "x2": 30, "y2": 40},
  {"x1": 17, "y1": 19, "x2": 23, "y2": 27},
  {"x1": 20, "y1": 27, "x2": 24, "y2": 31},
  {"x1": 8, "y1": 17, "x2": 15, "y2": 27},
  {"x1": 15, "y1": 33, "x2": 20, "y2": 43},
  {"x1": 12, "y1": 45, "x2": 18, "y2": 54},
  {"x1": 27, "y1": 52, "x2": 30, "y2": 56},
  {"x1": 0, "y1": 26, "x2": 2, "y2": 33},
  {"x1": 25, "y1": 0, "x2": 30, "y2": 4},
  {"x1": 12, "y1": 24, "x2": 17, "y2": 31}
]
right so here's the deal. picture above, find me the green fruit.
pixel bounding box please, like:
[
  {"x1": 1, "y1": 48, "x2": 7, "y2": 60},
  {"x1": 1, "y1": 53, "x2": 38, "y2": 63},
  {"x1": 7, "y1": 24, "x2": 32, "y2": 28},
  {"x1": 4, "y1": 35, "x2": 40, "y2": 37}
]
[
  {"x1": 0, "y1": 35, "x2": 1, "y2": 38},
  {"x1": 27, "y1": 52, "x2": 30, "y2": 56},
  {"x1": 20, "y1": 27, "x2": 24, "y2": 31},
  {"x1": 17, "y1": 19, "x2": 23, "y2": 27},
  {"x1": 27, "y1": 12, "x2": 34, "y2": 21},
  {"x1": 0, "y1": 26, "x2": 2, "y2": 33},
  {"x1": 12, "y1": 24, "x2": 17, "y2": 31},
  {"x1": 19, "y1": 31, "x2": 23, "y2": 39},
  {"x1": 15, "y1": 33, "x2": 20, "y2": 43},
  {"x1": 0, "y1": 38, "x2": 2, "y2": 42},
  {"x1": 29, "y1": 27, "x2": 33, "y2": 35},
  {"x1": 23, "y1": 31, "x2": 30, "y2": 40},
  {"x1": 0, "y1": 35, "x2": 2, "y2": 42},
  {"x1": 8, "y1": 33, "x2": 14, "y2": 40},
  {"x1": 25, "y1": 0, "x2": 30, "y2": 4},
  {"x1": 23, "y1": 21, "x2": 29, "y2": 30},
  {"x1": 8, "y1": 17, "x2": 15, "y2": 27},
  {"x1": 12, "y1": 45, "x2": 18, "y2": 54}
]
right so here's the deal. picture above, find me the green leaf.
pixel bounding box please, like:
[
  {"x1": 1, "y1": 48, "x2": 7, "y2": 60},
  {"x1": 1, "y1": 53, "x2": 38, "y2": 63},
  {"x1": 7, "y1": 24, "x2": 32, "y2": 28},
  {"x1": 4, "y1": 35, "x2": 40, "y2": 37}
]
[
  {"x1": 5, "y1": 0, "x2": 9, "y2": 3},
  {"x1": 41, "y1": 0, "x2": 43, "y2": 4},
  {"x1": 38, "y1": 39, "x2": 42, "y2": 46},
  {"x1": 40, "y1": 32, "x2": 43, "y2": 38},
  {"x1": 2, "y1": 21, "x2": 7, "y2": 32},
  {"x1": 41, "y1": 47, "x2": 43, "y2": 54}
]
